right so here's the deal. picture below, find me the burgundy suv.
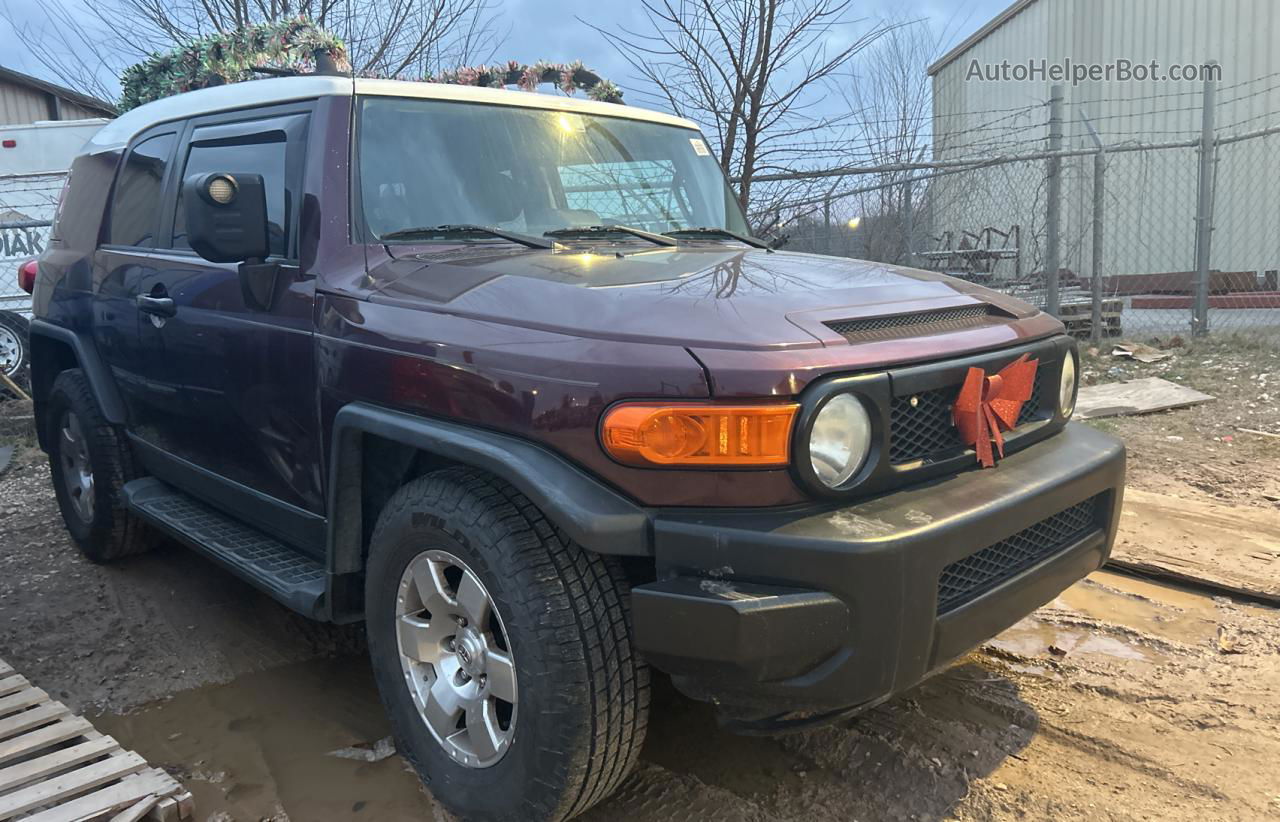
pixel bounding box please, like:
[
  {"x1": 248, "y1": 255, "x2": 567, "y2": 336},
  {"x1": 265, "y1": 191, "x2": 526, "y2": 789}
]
[{"x1": 28, "y1": 76, "x2": 1124, "y2": 821}]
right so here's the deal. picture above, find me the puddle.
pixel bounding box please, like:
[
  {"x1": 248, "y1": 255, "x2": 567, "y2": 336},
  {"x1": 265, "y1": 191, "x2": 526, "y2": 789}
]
[
  {"x1": 990, "y1": 570, "x2": 1227, "y2": 664},
  {"x1": 992, "y1": 569, "x2": 1279, "y2": 665},
  {"x1": 990, "y1": 620, "x2": 1162, "y2": 663},
  {"x1": 93, "y1": 657, "x2": 434, "y2": 821},
  {"x1": 1054, "y1": 571, "x2": 1223, "y2": 647}
]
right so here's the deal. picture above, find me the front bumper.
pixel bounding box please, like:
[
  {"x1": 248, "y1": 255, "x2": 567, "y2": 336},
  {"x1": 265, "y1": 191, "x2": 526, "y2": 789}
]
[{"x1": 631, "y1": 422, "x2": 1125, "y2": 723}]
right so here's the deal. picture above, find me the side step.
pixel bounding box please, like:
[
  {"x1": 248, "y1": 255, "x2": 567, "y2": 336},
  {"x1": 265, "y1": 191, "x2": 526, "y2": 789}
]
[{"x1": 124, "y1": 478, "x2": 327, "y2": 619}]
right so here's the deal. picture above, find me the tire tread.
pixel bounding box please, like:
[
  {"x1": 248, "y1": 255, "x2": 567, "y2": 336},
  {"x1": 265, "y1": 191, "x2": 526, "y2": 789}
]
[
  {"x1": 48, "y1": 369, "x2": 156, "y2": 560},
  {"x1": 368, "y1": 467, "x2": 649, "y2": 821}
]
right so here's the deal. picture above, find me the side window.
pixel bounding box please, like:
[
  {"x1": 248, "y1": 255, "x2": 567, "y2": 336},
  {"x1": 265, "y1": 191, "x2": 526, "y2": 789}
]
[
  {"x1": 108, "y1": 132, "x2": 176, "y2": 247},
  {"x1": 172, "y1": 113, "x2": 308, "y2": 259}
]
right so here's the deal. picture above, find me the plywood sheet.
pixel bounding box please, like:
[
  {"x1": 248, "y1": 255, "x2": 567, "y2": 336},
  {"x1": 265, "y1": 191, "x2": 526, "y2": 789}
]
[
  {"x1": 1075, "y1": 377, "x2": 1214, "y2": 420},
  {"x1": 1109, "y1": 488, "x2": 1280, "y2": 604}
]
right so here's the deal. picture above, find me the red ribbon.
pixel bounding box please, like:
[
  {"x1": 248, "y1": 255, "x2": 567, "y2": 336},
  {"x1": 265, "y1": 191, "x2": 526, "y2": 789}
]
[{"x1": 952, "y1": 354, "x2": 1039, "y2": 468}]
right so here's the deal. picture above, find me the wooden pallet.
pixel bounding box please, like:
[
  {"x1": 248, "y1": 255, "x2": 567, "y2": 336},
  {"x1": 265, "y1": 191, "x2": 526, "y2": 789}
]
[
  {"x1": 1065, "y1": 325, "x2": 1124, "y2": 339},
  {"x1": 1058, "y1": 299, "x2": 1124, "y2": 318},
  {"x1": 1059, "y1": 299, "x2": 1124, "y2": 338},
  {"x1": 0, "y1": 659, "x2": 192, "y2": 822}
]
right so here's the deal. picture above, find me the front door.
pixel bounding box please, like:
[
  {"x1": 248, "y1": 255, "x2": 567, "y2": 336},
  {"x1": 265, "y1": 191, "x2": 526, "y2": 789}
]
[{"x1": 127, "y1": 106, "x2": 325, "y2": 536}]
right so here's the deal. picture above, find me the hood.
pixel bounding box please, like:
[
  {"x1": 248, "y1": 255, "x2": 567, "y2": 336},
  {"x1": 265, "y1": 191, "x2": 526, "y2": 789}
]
[{"x1": 363, "y1": 244, "x2": 1044, "y2": 351}]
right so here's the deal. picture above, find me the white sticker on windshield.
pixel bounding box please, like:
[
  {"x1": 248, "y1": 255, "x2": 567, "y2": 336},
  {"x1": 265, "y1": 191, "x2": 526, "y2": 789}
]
[{"x1": 690, "y1": 138, "x2": 711, "y2": 156}]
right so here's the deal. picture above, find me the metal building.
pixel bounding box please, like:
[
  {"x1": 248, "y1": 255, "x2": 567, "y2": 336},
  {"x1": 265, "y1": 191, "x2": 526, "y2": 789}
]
[
  {"x1": 0, "y1": 66, "x2": 113, "y2": 126},
  {"x1": 926, "y1": 0, "x2": 1280, "y2": 295}
]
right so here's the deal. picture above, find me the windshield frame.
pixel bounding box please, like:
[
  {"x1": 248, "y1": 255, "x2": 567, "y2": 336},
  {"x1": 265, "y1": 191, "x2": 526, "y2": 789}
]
[{"x1": 350, "y1": 94, "x2": 750, "y2": 246}]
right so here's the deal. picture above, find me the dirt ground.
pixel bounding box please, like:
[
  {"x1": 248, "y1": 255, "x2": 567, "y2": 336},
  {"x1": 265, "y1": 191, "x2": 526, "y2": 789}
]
[
  {"x1": 1079, "y1": 334, "x2": 1280, "y2": 507},
  {"x1": 2, "y1": 337, "x2": 1279, "y2": 821}
]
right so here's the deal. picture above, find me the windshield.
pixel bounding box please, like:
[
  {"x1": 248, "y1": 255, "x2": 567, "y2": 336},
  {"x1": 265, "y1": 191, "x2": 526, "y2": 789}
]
[{"x1": 357, "y1": 96, "x2": 750, "y2": 242}]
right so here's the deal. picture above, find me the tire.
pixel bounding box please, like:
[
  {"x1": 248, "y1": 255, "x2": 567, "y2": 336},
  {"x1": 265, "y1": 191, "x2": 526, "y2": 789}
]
[
  {"x1": 46, "y1": 369, "x2": 158, "y2": 562},
  {"x1": 0, "y1": 310, "x2": 28, "y2": 388},
  {"x1": 365, "y1": 467, "x2": 650, "y2": 822}
]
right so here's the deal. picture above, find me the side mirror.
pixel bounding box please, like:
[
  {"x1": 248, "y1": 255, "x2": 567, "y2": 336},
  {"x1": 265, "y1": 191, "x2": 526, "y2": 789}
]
[
  {"x1": 182, "y1": 173, "x2": 269, "y2": 264},
  {"x1": 183, "y1": 173, "x2": 280, "y2": 311}
]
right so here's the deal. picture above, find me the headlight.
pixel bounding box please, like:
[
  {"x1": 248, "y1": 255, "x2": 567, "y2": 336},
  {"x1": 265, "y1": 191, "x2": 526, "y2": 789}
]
[
  {"x1": 1059, "y1": 352, "x2": 1078, "y2": 417},
  {"x1": 808, "y1": 393, "x2": 873, "y2": 488}
]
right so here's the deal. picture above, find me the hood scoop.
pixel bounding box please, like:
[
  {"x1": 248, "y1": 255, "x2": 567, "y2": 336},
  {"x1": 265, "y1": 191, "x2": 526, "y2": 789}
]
[{"x1": 824, "y1": 304, "x2": 1014, "y2": 344}]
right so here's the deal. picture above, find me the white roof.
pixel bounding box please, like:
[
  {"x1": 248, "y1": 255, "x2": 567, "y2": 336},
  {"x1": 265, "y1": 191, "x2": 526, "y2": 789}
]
[{"x1": 87, "y1": 76, "x2": 698, "y2": 154}]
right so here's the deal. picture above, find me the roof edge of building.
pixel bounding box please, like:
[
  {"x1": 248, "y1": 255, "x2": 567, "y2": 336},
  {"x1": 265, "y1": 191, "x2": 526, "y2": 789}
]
[
  {"x1": 0, "y1": 65, "x2": 115, "y2": 116},
  {"x1": 927, "y1": 0, "x2": 1042, "y2": 77}
]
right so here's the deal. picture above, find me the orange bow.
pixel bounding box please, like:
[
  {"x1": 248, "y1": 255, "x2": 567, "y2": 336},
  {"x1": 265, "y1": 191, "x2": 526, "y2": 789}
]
[{"x1": 952, "y1": 353, "x2": 1039, "y2": 468}]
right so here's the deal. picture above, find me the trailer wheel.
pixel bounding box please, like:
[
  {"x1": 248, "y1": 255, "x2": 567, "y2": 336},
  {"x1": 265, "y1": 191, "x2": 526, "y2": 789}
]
[{"x1": 0, "y1": 310, "x2": 28, "y2": 389}]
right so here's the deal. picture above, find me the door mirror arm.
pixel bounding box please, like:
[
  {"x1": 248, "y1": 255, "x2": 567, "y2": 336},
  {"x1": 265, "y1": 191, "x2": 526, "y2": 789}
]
[{"x1": 237, "y1": 260, "x2": 283, "y2": 312}]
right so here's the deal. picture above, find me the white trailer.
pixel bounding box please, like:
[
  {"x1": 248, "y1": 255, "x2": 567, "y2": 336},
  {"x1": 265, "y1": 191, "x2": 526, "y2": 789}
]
[
  {"x1": 0, "y1": 118, "x2": 108, "y2": 314},
  {"x1": 0, "y1": 118, "x2": 108, "y2": 383}
]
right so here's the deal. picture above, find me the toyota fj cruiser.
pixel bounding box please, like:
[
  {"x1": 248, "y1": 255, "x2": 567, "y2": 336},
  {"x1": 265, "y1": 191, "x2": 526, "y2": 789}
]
[{"x1": 27, "y1": 76, "x2": 1125, "y2": 821}]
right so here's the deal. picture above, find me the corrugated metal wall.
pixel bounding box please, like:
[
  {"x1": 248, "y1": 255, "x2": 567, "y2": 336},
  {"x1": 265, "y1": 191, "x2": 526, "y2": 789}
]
[
  {"x1": 0, "y1": 80, "x2": 103, "y2": 126},
  {"x1": 930, "y1": 0, "x2": 1280, "y2": 283}
]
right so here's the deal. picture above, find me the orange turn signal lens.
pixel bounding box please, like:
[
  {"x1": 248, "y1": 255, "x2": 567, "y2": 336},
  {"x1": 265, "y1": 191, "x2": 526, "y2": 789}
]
[{"x1": 601, "y1": 403, "x2": 799, "y2": 467}]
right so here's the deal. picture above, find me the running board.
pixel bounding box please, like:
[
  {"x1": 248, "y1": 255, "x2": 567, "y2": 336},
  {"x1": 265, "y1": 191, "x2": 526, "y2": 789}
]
[{"x1": 123, "y1": 477, "x2": 327, "y2": 619}]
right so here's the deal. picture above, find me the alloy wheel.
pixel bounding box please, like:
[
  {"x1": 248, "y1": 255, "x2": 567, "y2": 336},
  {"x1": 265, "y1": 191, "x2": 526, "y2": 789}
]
[
  {"x1": 395, "y1": 549, "x2": 517, "y2": 768},
  {"x1": 59, "y1": 411, "x2": 95, "y2": 523}
]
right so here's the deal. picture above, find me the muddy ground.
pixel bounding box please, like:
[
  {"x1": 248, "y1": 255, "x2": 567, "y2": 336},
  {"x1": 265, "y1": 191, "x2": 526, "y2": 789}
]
[
  {"x1": 1079, "y1": 334, "x2": 1280, "y2": 507},
  {"x1": 2, "y1": 337, "x2": 1279, "y2": 821}
]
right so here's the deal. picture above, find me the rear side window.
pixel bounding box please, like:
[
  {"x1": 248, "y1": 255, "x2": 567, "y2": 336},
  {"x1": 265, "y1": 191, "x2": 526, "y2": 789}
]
[{"x1": 108, "y1": 133, "x2": 175, "y2": 247}]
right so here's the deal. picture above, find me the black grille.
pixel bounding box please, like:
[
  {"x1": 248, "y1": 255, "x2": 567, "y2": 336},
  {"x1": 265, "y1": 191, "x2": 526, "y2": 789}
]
[
  {"x1": 937, "y1": 495, "x2": 1101, "y2": 615},
  {"x1": 889, "y1": 371, "x2": 1045, "y2": 464},
  {"x1": 825, "y1": 305, "x2": 1007, "y2": 343}
]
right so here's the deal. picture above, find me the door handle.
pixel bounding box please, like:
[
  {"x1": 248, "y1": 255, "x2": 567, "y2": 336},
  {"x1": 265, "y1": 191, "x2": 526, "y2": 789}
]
[{"x1": 136, "y1": 295, "x2": 177, "y2": 318}]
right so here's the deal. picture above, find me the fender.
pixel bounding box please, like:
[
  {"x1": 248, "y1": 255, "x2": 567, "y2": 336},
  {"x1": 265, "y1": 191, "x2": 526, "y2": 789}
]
[
  {"x1": 326, "y1": 403, "x2": 654, "y2": 580},
  {"x1": 28, "y1": 318, "x2": 128, "y2": 428}
]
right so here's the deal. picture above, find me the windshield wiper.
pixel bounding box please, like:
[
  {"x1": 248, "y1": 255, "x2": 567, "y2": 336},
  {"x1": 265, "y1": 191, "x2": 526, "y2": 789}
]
[
  {"x1": 662, "y1": 227, "x2": 772, "y2": 250},
  {"x1": 380, "y1": 224, "x2": 553, "y2": 249},
  {"x1": 544, "y1": 224, "x2": 677, "y2": 247}
]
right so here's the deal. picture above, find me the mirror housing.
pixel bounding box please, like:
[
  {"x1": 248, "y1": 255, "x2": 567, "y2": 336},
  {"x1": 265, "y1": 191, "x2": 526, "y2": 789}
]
[{"x1": 182, "y1": 172, "x2": 269, "y2": 264}]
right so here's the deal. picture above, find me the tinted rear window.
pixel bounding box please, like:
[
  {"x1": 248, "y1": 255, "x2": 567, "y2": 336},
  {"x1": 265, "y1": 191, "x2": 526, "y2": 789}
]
[{"x1": 108, "y1": 133, "x2": 175, "y2": 247}]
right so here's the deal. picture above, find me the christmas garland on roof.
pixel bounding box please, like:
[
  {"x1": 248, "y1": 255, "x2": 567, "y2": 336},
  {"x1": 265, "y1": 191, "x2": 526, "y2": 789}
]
[
  {"x1": 118, "y1": 21, "x2": 623, "y2": 111},
  {"x1": 429, "y1": 60, "x2": 623, "y2": 104},
  {"x1": 118, "y1": 18, "x2": 350, "y2": 111}
]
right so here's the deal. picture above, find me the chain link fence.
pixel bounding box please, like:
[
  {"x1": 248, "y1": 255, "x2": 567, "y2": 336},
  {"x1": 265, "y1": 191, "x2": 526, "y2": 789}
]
[
  {"x1": 763, "y1": 74, "x2": 1280, "y2": 349},
  {"x1": 0, "y1": 172, "x2": 65, "y2": 317}
]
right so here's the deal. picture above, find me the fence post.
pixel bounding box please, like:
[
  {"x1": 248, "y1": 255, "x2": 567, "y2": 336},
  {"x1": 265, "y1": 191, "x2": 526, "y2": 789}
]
[
  {"x1": 1080, "y1": 110, "x2": 1106, "y2": 345},
  {"x1": 822, "y1": 194, "x2": 832, "y2": 255},
  {"x1": 1014, "y1": 225, "x2": 1023, "y2": 280},
  {"x1": 1044, "y1": 84, "x2": 1065, "y2": 317},
  {"x1": 1192, "y1": 64, "x2": 1218, "y2": 336},
  {"x1": 901, "y1": 174, "x2": 914, "y2": 266},
  {"x1": 1090, "y1": 150, "x2": 1106, "y2": 344}
]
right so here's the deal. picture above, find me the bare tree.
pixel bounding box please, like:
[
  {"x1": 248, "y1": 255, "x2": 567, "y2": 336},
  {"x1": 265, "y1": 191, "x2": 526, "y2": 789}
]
[
  {"x1": 839, "y1": 17, "x2": 940, "y2": 264},
  {"x1": 3, "y1": 0, "x2": 506, "y2": 102},
  {"x1": 591, "y1": 0, "x2": 891, "y2": 223}
]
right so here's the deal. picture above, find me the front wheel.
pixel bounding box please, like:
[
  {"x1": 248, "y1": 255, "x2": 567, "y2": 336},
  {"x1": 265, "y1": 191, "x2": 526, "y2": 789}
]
[{"x1": 365, "y1": 468, "x2": 649, "y2": 821}]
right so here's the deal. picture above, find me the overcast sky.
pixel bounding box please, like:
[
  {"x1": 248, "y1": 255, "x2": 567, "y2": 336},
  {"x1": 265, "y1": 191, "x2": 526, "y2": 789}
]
[{"x1": 0, "y1": 0, "x2": 1010, "y2": 102}]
